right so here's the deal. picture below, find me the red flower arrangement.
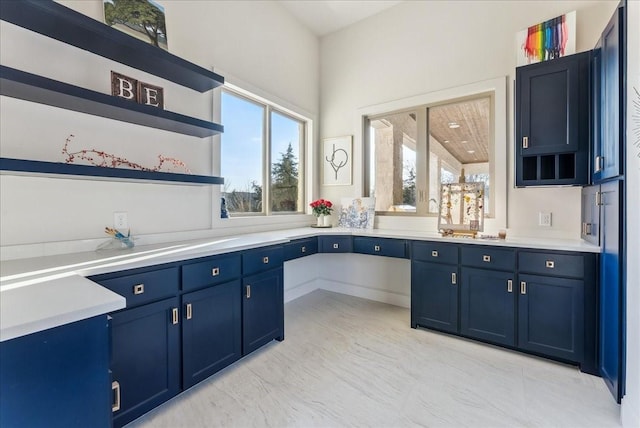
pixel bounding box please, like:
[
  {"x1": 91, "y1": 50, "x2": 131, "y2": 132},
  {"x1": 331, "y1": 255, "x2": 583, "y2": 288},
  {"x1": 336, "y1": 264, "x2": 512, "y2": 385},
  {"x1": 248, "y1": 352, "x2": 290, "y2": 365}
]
[{"x1": 310, "y1": 199, "x2": 333, "y2": 216}]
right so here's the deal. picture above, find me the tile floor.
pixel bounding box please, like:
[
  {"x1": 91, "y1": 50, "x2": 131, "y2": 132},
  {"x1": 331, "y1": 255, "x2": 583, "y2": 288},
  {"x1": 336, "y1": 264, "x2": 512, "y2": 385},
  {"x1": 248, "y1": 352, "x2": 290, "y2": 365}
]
[{"x1": 128, "y1": 290, "x2": 620, "y2": 428}]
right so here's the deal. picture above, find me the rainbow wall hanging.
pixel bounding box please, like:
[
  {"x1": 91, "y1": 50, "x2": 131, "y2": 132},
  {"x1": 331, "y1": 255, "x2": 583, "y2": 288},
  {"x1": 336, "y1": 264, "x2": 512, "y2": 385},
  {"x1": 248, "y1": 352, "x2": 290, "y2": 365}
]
[{"x1": 516, "y1": 11, "x2": 576, "y2": 66}]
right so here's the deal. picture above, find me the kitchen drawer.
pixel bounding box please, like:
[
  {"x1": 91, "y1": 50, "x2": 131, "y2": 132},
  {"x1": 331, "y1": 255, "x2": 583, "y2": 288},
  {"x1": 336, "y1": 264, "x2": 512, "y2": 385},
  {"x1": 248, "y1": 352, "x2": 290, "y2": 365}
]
[
  {"x1": 411, "y1": 241, "x2": 458, "y2": 264},
  {"x1": 284, "y1": 238, "x2": 318, "y2": 261},
  {"x1": 318, "y1": 235, "x2": 353, "y2": 253},
  {"x1": 461, "y1": 246, "x2": 515, "y2": 271},
  {"x1": 182, "y1": 253, "x2": 242, "y2": 292},
  {"x1": 95, "y1": 267, "x2": 179, "y2": 308},
  {"x1": 242, "y1": 245, "x2": 284, "y2": 276},
  {"x1": 353, "y1": 237, "x2": 407, "y2": 258},
  {"x1": 518, "y1": 251, "x2": 585, "y2": 279}
]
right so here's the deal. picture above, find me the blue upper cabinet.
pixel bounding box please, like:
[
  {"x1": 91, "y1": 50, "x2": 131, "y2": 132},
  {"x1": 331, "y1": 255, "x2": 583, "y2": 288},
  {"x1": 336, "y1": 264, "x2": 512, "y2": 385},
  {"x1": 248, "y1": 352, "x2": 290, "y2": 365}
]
[
  {"x1": 515, "y1": 51, "x2": 591, "y2": 186},
  {"x1": 0, "y1": 0, "x2": 223, "y2": 92},
  {"x1": 593, "y1": 5, "x2": 624, "y2": 182}
]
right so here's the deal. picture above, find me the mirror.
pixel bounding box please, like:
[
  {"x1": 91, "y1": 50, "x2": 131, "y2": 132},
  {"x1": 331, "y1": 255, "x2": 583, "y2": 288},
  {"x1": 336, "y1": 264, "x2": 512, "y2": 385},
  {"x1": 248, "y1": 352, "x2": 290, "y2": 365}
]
[{"x1": 438, "y1": 182, "x2": 484, "y2": 236}]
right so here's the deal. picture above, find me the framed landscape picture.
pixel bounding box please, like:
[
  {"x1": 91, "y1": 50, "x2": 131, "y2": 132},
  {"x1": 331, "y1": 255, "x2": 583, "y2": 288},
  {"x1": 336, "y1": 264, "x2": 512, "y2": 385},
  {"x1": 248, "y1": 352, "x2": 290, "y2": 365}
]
[{"x1": 104, "y1": 0, "x2": 168, "y2": 50}]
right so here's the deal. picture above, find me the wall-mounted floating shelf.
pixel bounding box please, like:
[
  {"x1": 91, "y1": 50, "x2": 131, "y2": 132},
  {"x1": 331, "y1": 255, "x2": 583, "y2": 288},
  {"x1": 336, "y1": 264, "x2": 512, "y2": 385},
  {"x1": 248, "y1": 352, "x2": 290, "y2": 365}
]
[
  {"x1": 0, "y1": 66, "x2": 223, "y2": 138},
  {"x1": 0, "y1": 157, "x2": 224, "y2": 186},
  {"x1": 0, "y1": 0, "x2": 226, "y2": 187},
  {"x1": 0, "y1": 0, "x2": 224, "y2": 93}
]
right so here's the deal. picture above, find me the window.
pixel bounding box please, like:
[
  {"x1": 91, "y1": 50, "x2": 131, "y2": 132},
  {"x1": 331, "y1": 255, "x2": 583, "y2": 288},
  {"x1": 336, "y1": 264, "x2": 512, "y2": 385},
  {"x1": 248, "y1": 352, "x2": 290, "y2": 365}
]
[
  {"x1": 366, "y1": 94, "x2": 494, "y2": 217},
  {"x1": 221, "y1": 88, "x2": 305, "y2": 215}
]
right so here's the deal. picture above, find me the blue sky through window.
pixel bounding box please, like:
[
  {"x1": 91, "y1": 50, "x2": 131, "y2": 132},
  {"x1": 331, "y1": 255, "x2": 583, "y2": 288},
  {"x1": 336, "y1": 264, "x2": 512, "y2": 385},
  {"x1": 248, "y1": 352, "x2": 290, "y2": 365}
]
[
  {"x1": 221, "y1": 92, "x2": 301, "y2": 193},
  {"x1": 221, "y1": 92, "x2": 263, "y2": 193}
]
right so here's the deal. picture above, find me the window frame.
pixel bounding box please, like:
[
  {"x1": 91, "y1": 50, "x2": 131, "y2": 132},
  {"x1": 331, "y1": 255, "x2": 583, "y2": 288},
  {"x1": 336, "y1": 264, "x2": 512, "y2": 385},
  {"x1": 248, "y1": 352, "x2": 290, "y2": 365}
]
[
  {"x1": 221, "y1": 86, "x2": 307, "y2": 216},
  {"x1": 356, "y1": 77, "x2": 508, "y2": 230}
]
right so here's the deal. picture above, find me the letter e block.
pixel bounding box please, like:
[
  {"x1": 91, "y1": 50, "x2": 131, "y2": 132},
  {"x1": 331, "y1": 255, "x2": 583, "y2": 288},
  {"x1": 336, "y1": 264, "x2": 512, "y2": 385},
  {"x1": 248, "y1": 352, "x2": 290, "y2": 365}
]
[{"x1": 139, "y1": 82, "x2": 164, "y2": 109}]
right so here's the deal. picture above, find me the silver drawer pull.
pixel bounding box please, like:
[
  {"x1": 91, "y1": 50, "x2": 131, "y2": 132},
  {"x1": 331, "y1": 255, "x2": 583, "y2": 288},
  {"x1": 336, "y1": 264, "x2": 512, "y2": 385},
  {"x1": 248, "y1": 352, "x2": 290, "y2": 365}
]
[
  {"x1": 112, "y1": 381, "x2": 121, "y2": 412},
  {"x1": 595, "y1": 155, "x2": 603, "y2": 173},
  {"x1": 432, "y1": 250, "x2": 438, "y2": 257},
  {"x1": 246, "y1": 285, "x2": 251, "y2": 299},
  {"x1": 521, "y1": 281, "x2": 527, "y2": 295},
  {"x1": 545, "y1": 260, "x2": 555, "y2": 269},
  {"x1": 211, "y1": 267, "x2": 220, "y2": 276},
  {"x1": 483, "y1": 255, "x2": 491, "y2": 262},
  {"x1": 451, "y1": 272, "x2": 457, "y2": 285},
  {"x1": 333, "y1": 243, "x2": 339, "y2": 249},
  {"x1": 171, "y1": 308, "x2": 179, "y2": 325},
  {"x1": 186, "y1": 303, "x2": 193, "y2": 320},
  {"x1": 507, "y1": 279, "x2": 513, "y2": 293},
  {"x1": 374, "y1": 245, "x2": 381, "y2": 252},
  {"x1": 301, "y1": 246, "x2": 306, "y2": 253},
  {"x1": 263, "y1": 256, "x2": 269, "y2": 264},
  {"x1": 133, "y1": 284, "x2": 144, "y2": 295}
]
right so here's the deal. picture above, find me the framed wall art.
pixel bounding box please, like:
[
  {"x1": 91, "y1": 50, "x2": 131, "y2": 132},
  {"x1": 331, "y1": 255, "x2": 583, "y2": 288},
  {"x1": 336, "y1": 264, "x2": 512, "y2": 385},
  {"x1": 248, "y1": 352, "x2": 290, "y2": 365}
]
[
  {"x1": 322, "y1": 135, "x2": 352, "y2": 186},
  {"x1": 516, "y1": 10, "x2": 576, "y2": 66},
  {"x1": 104, "y1": 0, "x2": 168, "y2": 51},
  {"x1": 337, "y1": 197, "x2": 376, "y2": 230}
]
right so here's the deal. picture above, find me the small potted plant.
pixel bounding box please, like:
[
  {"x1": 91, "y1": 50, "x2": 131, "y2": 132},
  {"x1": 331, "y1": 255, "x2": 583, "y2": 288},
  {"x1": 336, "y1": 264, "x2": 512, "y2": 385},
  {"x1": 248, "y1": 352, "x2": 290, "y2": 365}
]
[{"x1": 310, "y1": 199, "x2": 333, "y2": 227}]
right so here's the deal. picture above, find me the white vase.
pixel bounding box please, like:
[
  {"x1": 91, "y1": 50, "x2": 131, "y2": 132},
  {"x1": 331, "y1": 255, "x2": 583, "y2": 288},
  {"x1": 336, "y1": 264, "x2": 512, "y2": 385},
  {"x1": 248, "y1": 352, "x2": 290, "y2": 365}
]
[
  {"x1": 323, "y1": 214, "x2": 331, "y2": 227},
  {"x1": 316, "y1": 215, "x2": 324, "y2": 226}
]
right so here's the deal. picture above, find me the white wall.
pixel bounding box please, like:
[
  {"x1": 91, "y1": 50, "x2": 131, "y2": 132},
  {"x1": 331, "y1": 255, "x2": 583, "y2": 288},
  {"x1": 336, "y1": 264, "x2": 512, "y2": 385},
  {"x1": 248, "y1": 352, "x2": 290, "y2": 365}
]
[
  {"x1": 0, "y1": 0, "x2": 319, "y2": 258},
  {"x1": 319, "y1": 0, "x2": 618, "y2": 239},
  {"x1": 622, "y1": 1, "x2": 640, "y2": 426}
]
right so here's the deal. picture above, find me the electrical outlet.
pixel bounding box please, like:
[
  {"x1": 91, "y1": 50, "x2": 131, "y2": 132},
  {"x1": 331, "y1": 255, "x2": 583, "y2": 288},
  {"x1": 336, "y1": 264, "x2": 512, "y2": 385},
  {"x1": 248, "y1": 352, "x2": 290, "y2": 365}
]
[
  {"x1": 113, "y1": 212, "x2": 128, "y2": 230},
  {"x1": 539, "y1": 212, "x2": 552, "y2": 227}
]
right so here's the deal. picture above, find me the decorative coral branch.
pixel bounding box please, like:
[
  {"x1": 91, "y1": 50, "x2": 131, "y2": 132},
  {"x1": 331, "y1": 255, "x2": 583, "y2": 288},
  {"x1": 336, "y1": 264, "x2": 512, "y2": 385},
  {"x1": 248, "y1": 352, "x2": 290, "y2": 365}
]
[{"x1": 62, "y1": 134, "x2": 191, "y2": 173}]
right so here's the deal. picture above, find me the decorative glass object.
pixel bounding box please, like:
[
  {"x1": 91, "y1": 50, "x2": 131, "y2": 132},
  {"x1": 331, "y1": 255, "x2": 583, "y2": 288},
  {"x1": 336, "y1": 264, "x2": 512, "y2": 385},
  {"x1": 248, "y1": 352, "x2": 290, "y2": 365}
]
[
  {"x1": 97, "y1": 227, "x2": 135, "y2": 250},
  {"x1": 438, "y1": 182, "x2": 484, "y2": 237}
]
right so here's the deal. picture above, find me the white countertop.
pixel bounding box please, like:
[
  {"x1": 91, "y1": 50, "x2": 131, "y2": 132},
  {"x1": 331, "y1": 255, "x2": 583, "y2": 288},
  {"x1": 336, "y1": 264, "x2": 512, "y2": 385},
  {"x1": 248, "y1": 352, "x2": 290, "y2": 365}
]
[{"x1": 0, "y1": 227, "x2": 599, "y2": 342}]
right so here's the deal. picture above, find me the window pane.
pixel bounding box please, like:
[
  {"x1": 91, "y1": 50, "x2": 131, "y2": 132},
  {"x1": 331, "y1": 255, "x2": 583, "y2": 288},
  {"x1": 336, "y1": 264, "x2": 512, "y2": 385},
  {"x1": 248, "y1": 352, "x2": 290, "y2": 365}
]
[
  {"x1": 270, "y1": 111, "x2": 302, "y2": 212},
  {"x1": 428, "y1": 97, "x2": 491, "y2": 216},
  {"x1": 221, "y1": 91, "x2": 264, "y2": 213},
  {"x1": 366, "y1": 95, "x2": 492, "y2": 217},
  {"x1": 368, "y1": 111, "x2": 417, "y2": 213}
]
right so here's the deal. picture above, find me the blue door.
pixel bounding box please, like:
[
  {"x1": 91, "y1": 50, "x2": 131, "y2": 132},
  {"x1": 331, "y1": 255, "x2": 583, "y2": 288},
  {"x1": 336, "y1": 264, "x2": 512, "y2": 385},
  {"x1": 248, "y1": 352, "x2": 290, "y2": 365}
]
[
  {"x1": 460, "y1": 267, "x2": 515, "y2": 346},
  {"x1": 242, "y1": 268, "x2": 284, "y2": 355},
  {"x1": 594, "y1": 6, "x2": 624, "y2": 181},
  {"x1": 110, "y1": 297, "x2": 181, "y2": 428},
  {"x1": 182, "y1": 280, "x2": 242, "y2": 388},
  {"x1": 411, "y1": 261, "x2": 459, "y2": 333},
  {"x1": 600, "y1": 180, "x2": 624, "y2": 402}
]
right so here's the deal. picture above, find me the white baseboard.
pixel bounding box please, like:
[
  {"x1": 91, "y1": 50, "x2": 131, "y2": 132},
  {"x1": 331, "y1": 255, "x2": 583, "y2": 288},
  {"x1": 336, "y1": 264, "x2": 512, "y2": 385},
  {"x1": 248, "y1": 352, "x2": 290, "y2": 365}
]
[
  {"x1": 317, "y1": 278, "x2": 410, "y2": 308},
  {"x1": 622, "y1": 396, "x2": 640, "y2": 428},
  {"x1": 284, "y1": 280, "x2": 319, "y2": 303}
]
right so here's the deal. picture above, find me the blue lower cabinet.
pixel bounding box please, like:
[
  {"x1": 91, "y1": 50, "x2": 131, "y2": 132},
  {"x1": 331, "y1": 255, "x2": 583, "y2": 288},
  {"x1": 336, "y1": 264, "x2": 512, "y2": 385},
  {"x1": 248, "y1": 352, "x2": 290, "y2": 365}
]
[
  {"x1": 0, "y1": 316, "x2": 111, "y2": 428},
  {"x1": 318, "y1": 235, "x2": 353, "y2": 253},
  {"x1": 182, "y1": 280, "x2": 242, "y2": 389},
  {"x1": 517, "y1": 274, "x2": 584, "y2": 362},
  {"x1": 243, "y1": 246, "x2": 285, "y2": 276},
  {"x1": 411, "y1": 261, "x2": 458, "y2": 333},
  {"x1": 353, "y1": 237, "x2": 407, "y2": 258},
  {"x1": 110, "y1": 298, "x2": 181, "y2": 428},
  {"x1": 460, "y1": 267, "x2": 515, "y2": 346},
  {"x1": 242, "y1": 268, "x2": 284, "y2": 355},
  {"x1": 284, "y1": 237, "x2": 318, "y2": 261}
]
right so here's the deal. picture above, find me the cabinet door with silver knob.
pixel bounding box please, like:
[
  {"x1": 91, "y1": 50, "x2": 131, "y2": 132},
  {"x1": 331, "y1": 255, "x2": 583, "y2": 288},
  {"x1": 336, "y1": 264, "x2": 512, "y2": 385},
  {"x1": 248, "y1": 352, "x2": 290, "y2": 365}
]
[{"x1": 182, "y1": 281, "x2": 241, "y2": 389}]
